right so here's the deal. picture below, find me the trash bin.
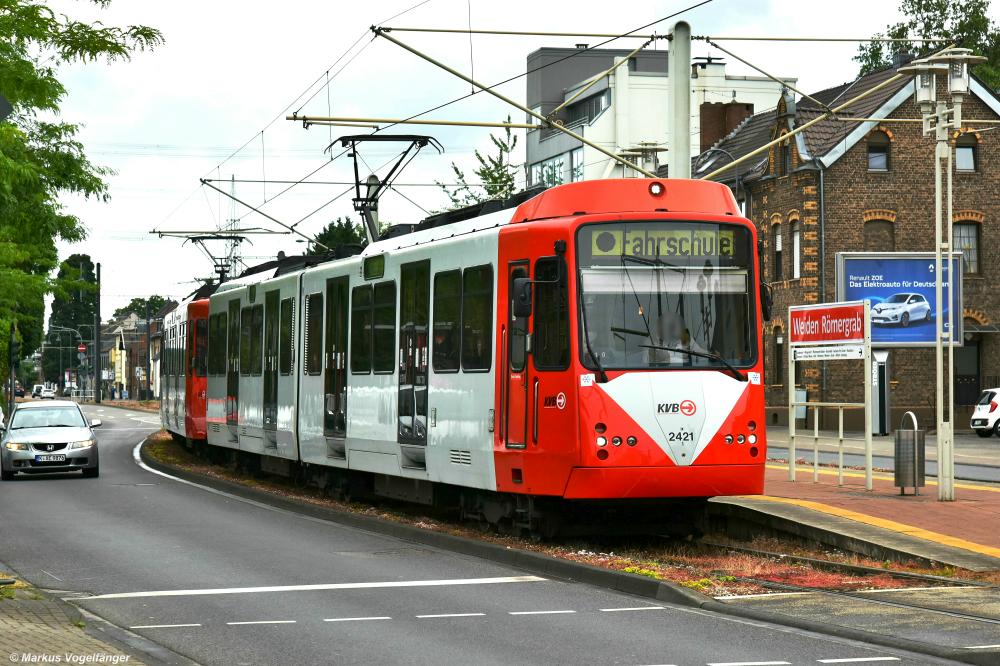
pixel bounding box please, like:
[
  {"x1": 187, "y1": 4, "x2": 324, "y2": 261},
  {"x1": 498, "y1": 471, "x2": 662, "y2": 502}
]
[{"x1": 894, "y1": 411, "x2": 925, "y2": 495}]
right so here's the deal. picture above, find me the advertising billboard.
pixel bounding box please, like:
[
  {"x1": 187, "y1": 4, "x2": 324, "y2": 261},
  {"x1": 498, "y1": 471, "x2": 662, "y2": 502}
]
[{"x1": 836, "y1": 252, "x2": 962, "y2": 347}]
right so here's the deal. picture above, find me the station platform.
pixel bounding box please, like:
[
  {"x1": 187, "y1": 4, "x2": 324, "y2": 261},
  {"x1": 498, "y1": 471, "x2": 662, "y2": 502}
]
[{"x1": 711, "y1": 462, "x2": 1000, "y2": 572}]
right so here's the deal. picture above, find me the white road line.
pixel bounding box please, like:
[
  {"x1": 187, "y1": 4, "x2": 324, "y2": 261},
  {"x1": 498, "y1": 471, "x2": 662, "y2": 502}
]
[
  {"x1": 130, "y1": 623, "x2": 202, "y2": 629},
  {"x1": 416, "y1": 613, "x2": 486, "y2": 619},
  {"x1": 854, "y1": 585, "x2": 976, "y2": 594},
  {"x1": 226, "y1": 620, "x2": 297, "y2": 626},
  {"x1": 323, "y1": 616, "x2": 392, "y2": 622},
  {"x1": 817, "y1": 659, "x2": 901, "y2": 664},
  {"x1": 708, "y1": 662, "x2": 791, "y2": 666},
  {"x1": 87, "y1": 575, "x2": 545, "y2": 600},
  {"x1": 599, "y1": 606, "x2": 666, "y2": 612},
  {"x1": 508, "y1": 610, "x2": 576, "y2": 615},
  {"x1": 964, "y1": 644, "x2": 1000, "y2": 649}
]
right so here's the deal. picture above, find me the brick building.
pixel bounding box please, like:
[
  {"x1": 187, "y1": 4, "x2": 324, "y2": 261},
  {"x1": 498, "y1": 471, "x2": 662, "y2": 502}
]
[{"x1": 697, "y1": 60, "x2": 1000, "y2": 428}]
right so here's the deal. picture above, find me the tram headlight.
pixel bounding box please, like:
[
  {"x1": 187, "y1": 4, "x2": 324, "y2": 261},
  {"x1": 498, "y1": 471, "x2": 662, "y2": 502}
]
[
  {"x1": 596, "y1": 436, "x2": 607, "y2": 447},
  {"x1": 748, "y1": 421, "x2": 757, "y2": 432},
  {"x1": 737, "y1": 434, "x2": 746, "y2": 444},
  {"x1": 626, "y1": 436, "x2": 637, "y2": 446},
  {"x1": 748, "y1": 434, "x2": 757, "y2": 444},
  {"x1": 611, "y1": 436, "x2": 622, "y2": 447},
  {"x1": 724, "y1": 434, "x2": 734, "y2": 445},
  {"x1": 649, "y1": 181, "x2": 665, "y2": 196}
]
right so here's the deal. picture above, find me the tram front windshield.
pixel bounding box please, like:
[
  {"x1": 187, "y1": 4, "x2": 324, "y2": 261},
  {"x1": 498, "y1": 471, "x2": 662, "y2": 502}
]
[{"x1": 577, "y1": 221, "x2": 756, "y2": 370}]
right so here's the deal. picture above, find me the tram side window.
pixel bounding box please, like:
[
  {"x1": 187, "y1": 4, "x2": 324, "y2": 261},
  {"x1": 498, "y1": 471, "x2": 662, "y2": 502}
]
[
  {"x1": 179, "y1": 322, "x2": 187, "y2": 377},
  {"x1": 214, "y1": 312, "x2": 228, "y2": 376},
  {"x1": 206, "y1": 315, "x2": 216, "y2": 376},
  {"x1": 533, "y1": 257, "x2": 569, "y2": 370},
  {"x1": 250, "y1": 305, "x2": 264, "y2": 376},
  {"x1": 305, "y1": 293, "x2": 323, "y2": 376},
  {"x1": 193, "y1": 318, "x2": 208, "y2": 377},
  {"x1": 351, "y1": 285, "x2": 373, "y2": 374},
  {"x1": 432, "y1": 270, "x2": 461, "y2": 372},
  {"x1": 239, "y1": 307, "x2": 252, "y2": 376},
  {"x1": 462, "y1": 264, "x2": 493, "y2": 371},
  {"x1": 280, "y1": 297, "x2": 294, "y2": 375},
  {"x1": 373, "y1": 281, "x2": 396, "y2": 374}
]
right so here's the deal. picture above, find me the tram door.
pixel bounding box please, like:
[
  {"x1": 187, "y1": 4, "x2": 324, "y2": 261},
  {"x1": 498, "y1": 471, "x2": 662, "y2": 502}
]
[
  {"x1": 504, "y1": 262, "x2": 530, "y2": 449},
  {"x1": 226, "y1": 299, "x2": 240, "y2": 426},
  {"x1": 263, "y1": 290, "x2": 279, "y2": 430},
  {"x1": 324, "y1": 277, "x2": 349, "y2": 438},
  {"x1": 398, "y1": 261, "x2": 429, "y2": 447}
]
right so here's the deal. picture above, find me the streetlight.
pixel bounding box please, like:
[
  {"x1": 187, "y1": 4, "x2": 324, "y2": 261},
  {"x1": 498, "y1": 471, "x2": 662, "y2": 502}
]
[{"x1": 898, "y1": 48, "x2": 986, "y2": 502}]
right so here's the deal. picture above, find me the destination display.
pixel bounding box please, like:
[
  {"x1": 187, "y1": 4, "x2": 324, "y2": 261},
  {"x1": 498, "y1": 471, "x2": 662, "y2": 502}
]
[{"x1": 589, "y1": 228, "x2": 736, "y2": 259}]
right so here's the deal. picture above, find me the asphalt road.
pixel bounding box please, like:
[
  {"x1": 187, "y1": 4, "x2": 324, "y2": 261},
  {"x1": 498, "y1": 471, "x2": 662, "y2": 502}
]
[{"x1": 0, "y1": 404, "x2": 955, "y2": 665}]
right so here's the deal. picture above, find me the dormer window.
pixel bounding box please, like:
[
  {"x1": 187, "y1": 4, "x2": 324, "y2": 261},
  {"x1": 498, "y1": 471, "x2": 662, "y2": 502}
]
[{"x1": 867, "y1": 131, "x2": 890, "y2": 171}]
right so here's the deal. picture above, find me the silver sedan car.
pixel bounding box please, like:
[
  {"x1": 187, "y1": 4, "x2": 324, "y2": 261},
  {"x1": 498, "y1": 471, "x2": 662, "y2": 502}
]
[{"x1": 1, "y1": 400, "x2": 102, "y2": 480}]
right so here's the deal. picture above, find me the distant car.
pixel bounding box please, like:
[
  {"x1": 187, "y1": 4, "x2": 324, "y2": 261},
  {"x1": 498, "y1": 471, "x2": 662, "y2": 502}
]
[
  {"x1": 971, "y1": 388, "x2": 1000, "y2": 438},
  {"x1": 871, "y1": 293, "x2": 932, "y2": 327},
  {"x1": 32, "y1": 384, "x2": 43, "y2": 398},
  {"x1": 39, "y1": 387, "x2": 56, "y2": 400},
  {"x1": 0, "y1": 400, "x2": 102, "y2": 480},
  {"x1": 13, "y1": 386, "x2": 24, "y2": 398}
]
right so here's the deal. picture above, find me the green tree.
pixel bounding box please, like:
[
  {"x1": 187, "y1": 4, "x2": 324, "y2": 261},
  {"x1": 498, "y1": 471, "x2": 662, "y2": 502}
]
[
  {"x1": 42, "y1": 254, "x2": 96, "y2": 384},
  {"x1": 0, "y1": 1, "x2": 162, "y2": 388},
  {"x1": 855, "y1": 0, "x2": 1000, "y2": 89},
  {"x1": 113, "y1": 295, "x2": 168, "y2": 321},
  {"x1": 310, "y1": 217, "x2": 364, "y2": 254},
  {"x1": 437, "y1": 118, "x2": 519, "y2": 209}
]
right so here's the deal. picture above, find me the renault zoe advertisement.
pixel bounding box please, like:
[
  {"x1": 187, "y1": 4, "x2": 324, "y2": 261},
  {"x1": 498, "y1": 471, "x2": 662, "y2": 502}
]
[{"x1": 836, "y1": 252, "x2": 963, "y2": 347}]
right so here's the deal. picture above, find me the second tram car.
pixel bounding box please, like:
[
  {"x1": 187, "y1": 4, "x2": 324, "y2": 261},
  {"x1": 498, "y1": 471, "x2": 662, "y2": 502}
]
[{"x1": 168, "y1": 178, "x2": 767, "y2": 529}]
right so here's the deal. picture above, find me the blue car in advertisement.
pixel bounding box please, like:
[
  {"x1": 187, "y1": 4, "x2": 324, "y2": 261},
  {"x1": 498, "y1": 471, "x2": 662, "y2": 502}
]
[{"x1": 836, "y1": 252, "x2": 962, "y2": 347}]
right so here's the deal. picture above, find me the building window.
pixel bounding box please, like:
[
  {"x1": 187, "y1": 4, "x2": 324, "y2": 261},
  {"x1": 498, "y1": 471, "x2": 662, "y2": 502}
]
[
  {"x1": 565, "y1": 90, "x2": 610, "y2": 126},
  {"x1": 570, "y1": 148, "x2": 584, "y2": 182},
  {"x1": 771, "y1": 327, "x2": 783, "y2": 386},
  {"x1": 772, "y1": 224, "x2": 783, "y2": 280},
  {"x1": 863, "y1": 219, "x2": 895, "y2": 252},
  {"x1": 954, "y1": 223, "x2": 979, "y2": 274},
  {"x1": 530, "y1": 163, "x2": 542, "y2": 187},
  {"x1": 956, "y1": 134, "x2": 978, "y2": 172},
  {"x1": 791, "y1": 221, "x2": 801, "y2": 279},
  {"x1": 867, "y1": 131, "x2": 890, "y2": 171}
]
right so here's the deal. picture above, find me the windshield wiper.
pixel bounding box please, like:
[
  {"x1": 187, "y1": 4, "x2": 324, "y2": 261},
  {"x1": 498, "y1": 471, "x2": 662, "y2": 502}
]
[{"x1": 638, "y1": 344, "x2": 748, "y2": 382}]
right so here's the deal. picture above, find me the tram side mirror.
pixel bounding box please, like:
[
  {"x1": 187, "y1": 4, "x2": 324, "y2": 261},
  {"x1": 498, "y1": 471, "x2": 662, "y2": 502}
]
[
  {"x1": 512, "y1": 277, "x2": 533, "y2": 318},
  {"x1": 760, "y1": 282, "x2": 773, "y2": 322}
]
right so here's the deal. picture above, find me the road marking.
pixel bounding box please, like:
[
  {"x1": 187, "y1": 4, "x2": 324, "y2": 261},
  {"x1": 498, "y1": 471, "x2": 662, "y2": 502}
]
[
  {"x1": 817, "y1": 659, "x2": 901, "y2": 664},
  {"x1": 227, "y1": 620, "x2": 297, "y2": 626},
  {"x1": 323, "y1": 616, "x2": 392, "y2": 622},
  {"x1": 964, "y1": 644, "x2": 1000, "y2": 649},
  {"x1": 708, "y1": 662, "x2": 791, "y2": 666},
  {"x1": 508, "y1": 610, "x2": 576, "y2": 615},
  {"x1": 599, "y1": 606, "x2": 666, "y2": 612},
  {"x1": 416, "y1": 613, "x2": 485, "y2": 619},
  {"x1": 40, "y1": 569, "x2": 62, "y2": 582},
  {"x1": 87, "y1": 575, "x2": 546, "y2": 600},
  {"x1": 130, "y1": 623, "x2": 202, "y2": 629}
]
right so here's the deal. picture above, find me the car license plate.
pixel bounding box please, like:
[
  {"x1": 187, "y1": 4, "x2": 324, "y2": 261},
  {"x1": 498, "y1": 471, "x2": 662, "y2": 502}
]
[
  {"x1": 972, "y1": 419, "x2": 986, "y2": 427},
  {"x1": 35, "y1": 454, "x2": 66, "y2": 462}
]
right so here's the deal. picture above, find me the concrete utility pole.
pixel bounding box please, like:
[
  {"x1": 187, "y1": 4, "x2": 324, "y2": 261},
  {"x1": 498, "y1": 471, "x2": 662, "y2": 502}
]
[
  {"x1": 668, "y1": 21, "x2": 692, "y2": 179},
  {"x1": 145, "y1": 300, "x2": 151, "y2": 400},
  {"x1": 94, "y1": 263, "x2": 101, "y2": 404},
  {"x1": 900, "y1": 48, "x2": 985, "y2": 501}
]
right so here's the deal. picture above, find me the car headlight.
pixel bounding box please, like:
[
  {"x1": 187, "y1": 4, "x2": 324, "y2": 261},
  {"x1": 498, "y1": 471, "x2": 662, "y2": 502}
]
[
  {"x1": 68, "y1": 440, "x2": 95, "y2": 450},
  {"x1": 5, "y1": 442, "x2": 28, "y2": 451}
]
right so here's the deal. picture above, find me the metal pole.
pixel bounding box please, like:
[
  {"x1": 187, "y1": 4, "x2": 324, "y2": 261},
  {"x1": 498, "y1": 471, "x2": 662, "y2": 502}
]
[
  {"x1": 945, "y1": 118, "x2": 956, "y2": 501},
  {"x1": 838, "y1": 407, "x2": 844, "y2": 487},
  {"x1": 7, "y1": 324, "x2": 14, "y2": 422},
  {"x1": 372, "y1": 27, "x2": 655, "y2": 178},
  {"x1": 668, "y1": 21, "x2": 691, "y2": 179},
  {"x1": 933, "y1": 105, "x2": 950, "y2": 501},
  {"x1": 145, "y1": 300, "x2": 151, "y2": 401},
  {"x1": 287, "y1": 115, "x2": 542, "y2": 130},
  {"x1": 813, "y1": 407, "x2": 819, "y2": 483},
  {"x1": 94, "y1": 263, "x2": 101, "y2": 404},
  {"x1": 864, "y1": 301, "x2": 873, "y2": 491},
  {"x1": 788, "y1": 311, "x2": 796, "y2": 482}
]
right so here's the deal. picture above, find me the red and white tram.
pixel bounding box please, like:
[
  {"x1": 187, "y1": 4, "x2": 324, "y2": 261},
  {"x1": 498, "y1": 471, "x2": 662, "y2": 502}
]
[{"x1": 168, "y1": 178, "x2": 767, "y2": 531}]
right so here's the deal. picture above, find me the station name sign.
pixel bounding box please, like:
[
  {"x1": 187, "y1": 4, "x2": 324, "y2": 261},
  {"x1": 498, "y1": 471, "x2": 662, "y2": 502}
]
[{"x1": 789, "y1": 302, "x2": 865, "y2": 345}]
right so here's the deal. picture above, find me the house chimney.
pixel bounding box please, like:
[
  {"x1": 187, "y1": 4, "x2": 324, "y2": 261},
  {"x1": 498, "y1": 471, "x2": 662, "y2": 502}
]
[
  {"x1": 699, "y1": 101, "x2": 754, "y2": 153},
  {"x1": 893, "y1": 52, "x2": 915, "y2": 68}
]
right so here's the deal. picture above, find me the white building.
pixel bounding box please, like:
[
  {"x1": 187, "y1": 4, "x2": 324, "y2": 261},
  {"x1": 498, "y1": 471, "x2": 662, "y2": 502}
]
[{"x1": 525, "y1": 48, "x2": 796, "y2": 184}]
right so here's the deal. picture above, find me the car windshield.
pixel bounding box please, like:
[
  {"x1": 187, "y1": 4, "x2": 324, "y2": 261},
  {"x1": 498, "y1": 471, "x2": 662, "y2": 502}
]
[
  {"x1": 576, "y1": 221, "x2": 756, "y2": 370},
  {"x1": 10, "y1": 407, "x2": 86, "y2": 429},
  {"x1": 886, "y1": 294, "x2": 909, "y2": 304}
]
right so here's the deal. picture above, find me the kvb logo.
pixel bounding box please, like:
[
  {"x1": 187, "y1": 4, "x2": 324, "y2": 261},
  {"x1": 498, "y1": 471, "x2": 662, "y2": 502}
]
[{"x1": 657, "y1": 400, "x2": 698, "y2": 416}]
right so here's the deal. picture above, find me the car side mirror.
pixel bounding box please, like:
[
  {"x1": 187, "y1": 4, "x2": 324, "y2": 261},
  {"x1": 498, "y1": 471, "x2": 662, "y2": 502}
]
[
  {"x1": 90, "y1": 419, "x2": 102, "y2": 428},
  {"x1": 512, "y1": 277, "x2": 533, "y2": 318}
]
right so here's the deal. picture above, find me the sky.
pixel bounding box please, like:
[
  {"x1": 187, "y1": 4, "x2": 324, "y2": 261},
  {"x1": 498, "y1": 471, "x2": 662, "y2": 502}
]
[{"x1": 43, "y1": 0, "x2": 998, "y2": 320}]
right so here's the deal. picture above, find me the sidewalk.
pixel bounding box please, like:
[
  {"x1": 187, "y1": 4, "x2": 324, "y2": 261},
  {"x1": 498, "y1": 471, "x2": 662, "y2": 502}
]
[
  {"x1": 715, "y1": 461, "x2": 1000, "y2": 571},
  {"x1": 0, "y1": 576, "x2": 143, "y2": 664}
]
